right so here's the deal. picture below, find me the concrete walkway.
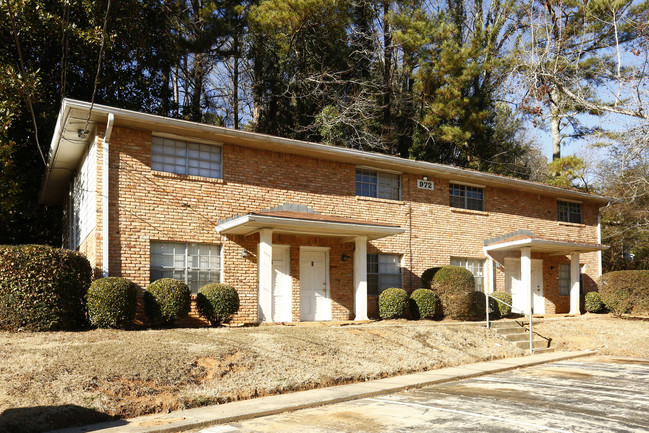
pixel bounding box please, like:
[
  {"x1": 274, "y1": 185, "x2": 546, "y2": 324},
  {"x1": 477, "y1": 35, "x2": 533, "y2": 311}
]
[{"x1": 50, "y1": 350, "x2": 595, "y2": 433}]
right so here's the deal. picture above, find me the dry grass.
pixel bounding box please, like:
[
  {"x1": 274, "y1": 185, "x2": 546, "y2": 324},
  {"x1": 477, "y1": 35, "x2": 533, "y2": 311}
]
[
  {"x1": 533, "y1": 314, "x2": 649, "y2": 357},
  {"x1": 0, "y1": 321, "x2": 522, "y2": 432},
  {"x1": 1, "y1": 316, "x2": 646, "y2": 433}
]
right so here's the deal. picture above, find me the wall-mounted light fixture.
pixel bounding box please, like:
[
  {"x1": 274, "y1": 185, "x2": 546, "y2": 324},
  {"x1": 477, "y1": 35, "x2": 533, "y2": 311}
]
[
  {"x1": 241, "y1": 250, "x2": 250, "y2": 258},
  {"x1": 341, "y1": 253, "x2": 350, "y2": 262},
  {"x1": 422, "y1": 175, "x2": 429, "y2": 181}
]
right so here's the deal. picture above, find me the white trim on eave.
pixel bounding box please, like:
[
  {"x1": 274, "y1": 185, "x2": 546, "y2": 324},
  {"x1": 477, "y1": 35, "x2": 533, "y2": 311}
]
[{"x1": 41, "y1": 98, "x2": 615, "y2": 205}]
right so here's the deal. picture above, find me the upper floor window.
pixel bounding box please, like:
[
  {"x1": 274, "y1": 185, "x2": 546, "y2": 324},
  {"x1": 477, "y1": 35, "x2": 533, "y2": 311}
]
[
  {"x1": 449, "y1": 183, "x2": 484, "y2": 211},
  {"x1": 450, "y1": 257, "x2": 484, "y2": 292},
  {"x1": 150, "y1": 242, "x2": 221, "y2": 293},
  {"x1": 367, "y1": 253, "x2": 402, "y2": 296},
  {"x1": 151, "y1": 136, "x2": 222, "y2": 178},
  {"x1": 557, "y1": 200, "x2": 582, "y2": 223},
  {"x1": 356, "y1": 169, "x2": 400, "y2": 200}
]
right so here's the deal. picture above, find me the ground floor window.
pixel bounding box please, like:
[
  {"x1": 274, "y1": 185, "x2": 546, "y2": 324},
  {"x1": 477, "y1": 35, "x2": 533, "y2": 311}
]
[
  {"x1": 367, "y1": 253, "x2": 402, "y2": 296},
  {"x1": 150, "y1": 242, "x2": 221, "y2": 293},
  {"x1": 558, "y1": 263, "x2": 571, "y2": 296},
  {"x1": 450, "y1": 257, "x2": 484, "y2": 291}
]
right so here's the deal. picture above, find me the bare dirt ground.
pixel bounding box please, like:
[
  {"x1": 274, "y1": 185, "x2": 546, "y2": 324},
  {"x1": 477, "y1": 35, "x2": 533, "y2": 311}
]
[
  {"x1": 533, "y1": 314, "x2": 649, "y2": 357},
  {"x1": 0, "y1": 316, "x2": 645, "y2": 432}
]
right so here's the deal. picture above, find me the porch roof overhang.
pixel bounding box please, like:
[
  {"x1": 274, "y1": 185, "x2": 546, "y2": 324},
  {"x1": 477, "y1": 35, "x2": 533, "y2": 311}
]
[
  {"x1": 484, "y1": 237, "x2": 608, "y2": 256},
  {"x1": 216, "y1": 211, "x2": 405, "y2": 241}
]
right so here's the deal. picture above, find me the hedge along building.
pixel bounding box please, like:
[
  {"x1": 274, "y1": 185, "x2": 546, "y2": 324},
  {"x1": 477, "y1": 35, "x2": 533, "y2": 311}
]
[{"x1": 40, "y1": 99, "x2": 609, "y2": 324}]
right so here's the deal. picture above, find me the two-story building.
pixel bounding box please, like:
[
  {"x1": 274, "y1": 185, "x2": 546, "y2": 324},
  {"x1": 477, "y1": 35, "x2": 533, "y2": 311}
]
[{"x1": 40, "y1": 99, "x2": 609, "y2": 323}]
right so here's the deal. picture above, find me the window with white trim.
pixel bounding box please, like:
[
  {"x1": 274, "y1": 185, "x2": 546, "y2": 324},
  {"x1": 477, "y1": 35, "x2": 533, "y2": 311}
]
[
  {"x1": 151, "y1": 136, "x2": 222, "y2": 178},
  {"x1": 557, "y1": 200, "x2": 582, "y2": 223},
  {"x1": 449, "y1": 183, "x2": 484, "y2": 211},
  {"x1": 450, "y1": 257, "x2": 484, "y2": 291},
  {"x1": 356, "y1": 169, "x2": 400, "y2": 200},
  {"x1": 367, "y1": 254, "x2": 402, "y2": 296},
  {"x1": 558, "y1": 263, "x2": 571, "y2": 296},
  {"x1": 150, "y1": 242, "x2": 221, "y2": 293}
]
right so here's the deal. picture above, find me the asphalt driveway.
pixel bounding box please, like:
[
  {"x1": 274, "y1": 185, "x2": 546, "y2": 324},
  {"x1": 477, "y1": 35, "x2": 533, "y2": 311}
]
[{"x1": 196, "y1": 356, "x2": 649, "y2": 432}]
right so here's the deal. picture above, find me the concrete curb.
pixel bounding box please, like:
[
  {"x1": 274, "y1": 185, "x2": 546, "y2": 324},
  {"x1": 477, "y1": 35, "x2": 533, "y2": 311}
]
[{"x1": 49, "y1": 350, "x2": 596, "y2": 433}]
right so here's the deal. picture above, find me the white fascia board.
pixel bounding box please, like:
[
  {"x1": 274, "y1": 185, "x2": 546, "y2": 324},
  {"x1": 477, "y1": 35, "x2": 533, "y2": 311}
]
[
  {"x1": 484, "y1": 238, "x2": 608, "y2": 253},
  {"x1": 53, "y1": 99, "x2": 613, "y2": 205},
  {"x1": 216, "y1": 214, "x2": 405, "y2": 240}
]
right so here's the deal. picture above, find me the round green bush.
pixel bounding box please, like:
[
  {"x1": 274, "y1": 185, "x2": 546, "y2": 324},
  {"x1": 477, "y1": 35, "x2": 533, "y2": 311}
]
[
  {"x1": 144, "y1": 278, "x2": 191, "y2": 326},
  {"x1": 378, "y1": 287, "x2": 409, "y2": 319},
  {"x1": 196, "y1": 283, "x2": 240, "y2": 326},
  {"x1": 491, "y1": 291, "x2": 513, "y2": 317},
  {"x1": 584, "y1": 291, "x2": 605, "y2": 313},
  {"x1": 87, "y1": 277, "x2": 138, "y2": 328},
  {"x1": 432, "y1": 266, "x2": 475, "y2": 320},
  {"x1": 409, "y1": 288, "x2": 437, "y2": 320},
  {"x1": 471, "y1": 291, "x2": 500, "y2": 320},
  {"x1": 421, "y1": 267, "x2": 443, "y2": 289},
  {"x1": 0, "y1": 245, "x2": 92, "y2": 331}
]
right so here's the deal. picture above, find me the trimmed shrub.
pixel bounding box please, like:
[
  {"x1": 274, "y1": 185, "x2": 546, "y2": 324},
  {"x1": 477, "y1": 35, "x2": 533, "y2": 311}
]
[
  {"x1": 87, "y1": 277, "x2": 137, "y2": 328},
  {"x1": 491, "y1": 291, "x2": 513, "y2": 318},
  {"x1": 599, "y1": 271, "x2": 649, "y2": 315},
  {"x1": 409, "y1": 288, "x2": 437, "y2": 320},
  {"x1": 471, "y1": 291, "x2": 500, "y2": 320},
  {"x1": 431, "y1": 266, "x2": 475, "y2": 320},
  {"x1": 584, "y1": 291, "x2": 605, "y2": 313},
  {"x1": 421, "y1": 267, "x2": 443, "y2": 289},
  {"x1": 0, "y1": 245, "x2": 92, "y2": 331},
  {"x1": 378, "y1": 287, "x2": 409, "y2": 319},
  {"x1": 196, "y1": 283, "x2": 240, "y2": 325},
  {"x1": 144, "y1": 278, "x2": 191, "y2": 326}
]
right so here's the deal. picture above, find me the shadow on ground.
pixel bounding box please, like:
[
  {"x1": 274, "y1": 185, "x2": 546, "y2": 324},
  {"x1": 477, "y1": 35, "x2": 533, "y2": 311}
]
[{"x1": 0, "y1": 404, "x2": 121, "y2": 433}]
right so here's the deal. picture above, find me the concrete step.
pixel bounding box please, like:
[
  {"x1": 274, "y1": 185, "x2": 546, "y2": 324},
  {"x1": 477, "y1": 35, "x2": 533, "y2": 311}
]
[
  {"x1": 515, "y1": 339, "x2": 550, "y2": 350},
  {"x1": 533, "y1": 347, "x2": 557, "y2": 354},
  {"x1": 503, "y1": 333, "x2": 530, "y2": 342},
  {"x1": 489, "y1": 321, "x2": 524, "y2": 329},
  {"x1": 496, "y1": 327, "x2": 528, "y2": 336}
]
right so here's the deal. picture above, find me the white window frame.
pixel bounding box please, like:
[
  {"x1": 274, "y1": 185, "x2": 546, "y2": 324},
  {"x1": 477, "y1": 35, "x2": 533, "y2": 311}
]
[
  {"x1": 558, "y1": 263, "x2": 571, "y2": 296},
  {"x1": 449, "y1": 183, "x2": 484, "y2": 211},
  {"x1": 150, "y1": 242, "x2": 222, "y2": 293},
  {"x1": 367, "y1": 253, "x2": 402, "y2": 296},
  {"x1": 356, "y1": 168, "x2": 401, "y2": 200},
  {"x1": 557, "y1": 200, "x2": 582, "y2": 224},
  {"x1": 450, "y1": 257, "x2": 485, "y2": 291},
  {"x1": 151, "y1": 135, "x2": 222, "y2": 179}
]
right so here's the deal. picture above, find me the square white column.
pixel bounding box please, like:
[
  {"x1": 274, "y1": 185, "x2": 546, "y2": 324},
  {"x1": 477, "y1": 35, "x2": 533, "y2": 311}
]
[
  {"x1": 486, "y1": 256, "x2": 494, "y2": 294},
  {"x1": 353, "y1": 236, "x2": 368, "y2": 321},
  {"x1": 258, "y1": 229, "x2": 273, "y2": 322},
  {"x1": 570, "y1": 252, "x2": 581, "y2": 315},
  {"x1": 521, "y1": 247, "x2": 532, "y2": 315}
]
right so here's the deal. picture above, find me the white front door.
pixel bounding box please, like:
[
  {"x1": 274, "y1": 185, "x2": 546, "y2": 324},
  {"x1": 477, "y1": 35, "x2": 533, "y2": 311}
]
[
  {"x1": 271, "y1": 246, "x2": 291, "y2": 322},
  {"x1": 505, "y1": 258, "x2": 545, "y2": 315},
  {"x1": 299, "y1": 248, "x2": 330, "y2": 321},
  {"x1": 531, "y1": 260, "x2": 545, "y2": 314}
]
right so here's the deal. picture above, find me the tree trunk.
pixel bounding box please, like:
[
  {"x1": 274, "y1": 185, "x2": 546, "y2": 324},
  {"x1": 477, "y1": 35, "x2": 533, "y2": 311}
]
[
  {"x1": 382, "y1": 0, "x2": 392, "y2": 143},
  {"x1": 232, "y1": 32, "x2": 240, "y2": 130},
  {"x1": 550, "y1": 87, "x2": 562, "y2": 160}
]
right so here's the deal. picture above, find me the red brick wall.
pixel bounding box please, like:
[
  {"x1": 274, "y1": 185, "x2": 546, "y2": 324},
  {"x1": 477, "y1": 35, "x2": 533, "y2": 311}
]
[{"x1": 84, "y1": 126, "x2": 602, "y2": 323}]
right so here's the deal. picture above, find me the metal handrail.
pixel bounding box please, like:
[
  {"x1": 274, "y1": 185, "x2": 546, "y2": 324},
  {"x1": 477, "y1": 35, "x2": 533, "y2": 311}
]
[{"x1": 484, "y1": 292, "x2": 535, "y2": 355}]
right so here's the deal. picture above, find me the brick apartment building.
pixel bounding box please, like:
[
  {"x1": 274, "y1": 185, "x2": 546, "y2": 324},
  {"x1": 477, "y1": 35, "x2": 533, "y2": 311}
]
[{"x1": 40, "y1": 99, "x2": 609, "y2": 323}]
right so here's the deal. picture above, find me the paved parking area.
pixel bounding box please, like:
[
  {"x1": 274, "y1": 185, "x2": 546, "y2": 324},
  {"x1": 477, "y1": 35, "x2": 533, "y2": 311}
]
[{"x1": 197, "y1": 356, "x2": 649, "y2": 432}]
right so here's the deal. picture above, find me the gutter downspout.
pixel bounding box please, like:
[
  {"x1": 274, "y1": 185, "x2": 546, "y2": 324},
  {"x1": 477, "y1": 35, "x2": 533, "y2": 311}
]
[{"x1": 102, "y1": 113, "x2": 114, "y2": 277}]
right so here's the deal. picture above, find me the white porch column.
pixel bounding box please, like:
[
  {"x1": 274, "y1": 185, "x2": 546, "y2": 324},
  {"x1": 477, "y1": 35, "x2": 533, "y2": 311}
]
[
  {"x1": 570, "y1": 252, "x2": 581, "y2": 315},
  {"x1": 521, "y1": 247, "x2": 532, "y2": 315},
  {"x1": 353, "y1": 236, "x2": 368, "y2": 321},
  {"x1": 258, "y1": 229, "x2": 273, "y2": 322},
  {"x1": 486, "y1": 256, "x2": 495, "y2": 294}
]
